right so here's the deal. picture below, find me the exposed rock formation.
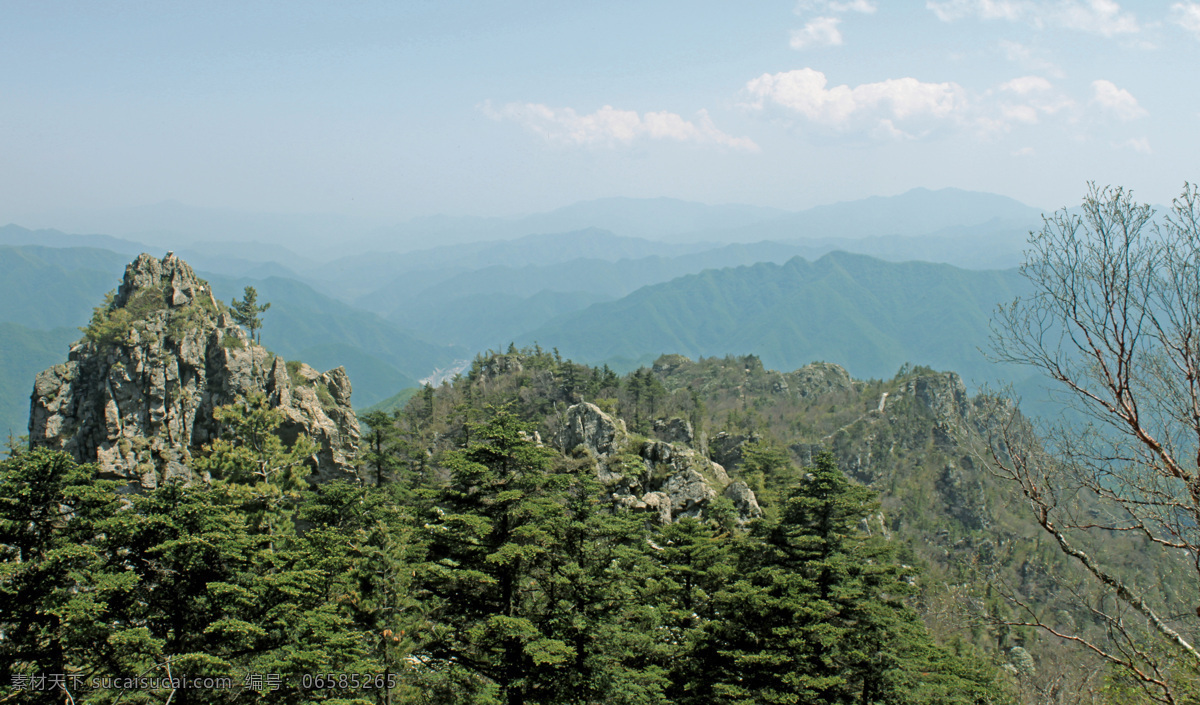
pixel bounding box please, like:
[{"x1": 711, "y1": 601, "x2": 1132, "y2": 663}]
[
  {"x1": 723, "y1": 480, "x2": 762, "y2": 521},
  {"x1": 651, "y1": 416, "x2": 693, "y2": 446},
  {"x1": 900, "y1": 371, "x2": 971, "y2": 427},
  {"x1": 790, "y1": 362, "x2": 855, "y2": 398},
  {"x1": 28, "y1": 253, "x2": 360, "y2": 488},
  {"x1": 552, "y1": 402, "x2": 627, "y2": 457},
  {"x1": 708, "y1": 431, "x2": 761, "y2": 472},
  {"x1": 553, "y1": 402, "x2": 759, "y2": 524}
]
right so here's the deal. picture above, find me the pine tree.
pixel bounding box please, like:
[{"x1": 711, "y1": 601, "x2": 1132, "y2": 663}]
[
  {"x1": 539, "y1": 463, "x2": 669, "y2": 705},
  {"x1": 0, "y1": 449, "x2": 131, "y2": 703},
  {"x1": 644, "y1": 517, "x2": 738, "y2": 705},
  {"x1": 361, "y1": 409, "x2": 404, "y2": 486},
  {"x1": 413, "y1": 407, "x2": 574, "y2": 704},
  {"x1": 193, "y1": 392, "x2": 318, "y2": 491},
  {"x1": 230, "y1": 285, "x2": 270, "y2": 343},
  {"x1": 697, "y1": 452, "x2": 1009, "y2": 704}
]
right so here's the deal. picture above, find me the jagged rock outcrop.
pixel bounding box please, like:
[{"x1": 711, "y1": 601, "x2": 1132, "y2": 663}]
[
  {"x1": 553, "y1": 402, "x2": 758, "y2": 524},
  {"x1": 708, "y1": 431, "x2": 761, "y2": 472},
  {"x1": 651, "y1": 416, "x2": 693, "y2": 446},
  {"x1": 901, "y1": 371, "x2": 971, "y2": 427},
  {"x1": 28, "y1": 252, "x2": 360, "y2": 488},
  {"x1": 553, "y1": 402, "x2": 627, "y2": 457}
]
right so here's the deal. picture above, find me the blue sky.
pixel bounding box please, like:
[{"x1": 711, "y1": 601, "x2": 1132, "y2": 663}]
[{"x1": 1, "y1": 1, "x2": 1196, "y2": 222}]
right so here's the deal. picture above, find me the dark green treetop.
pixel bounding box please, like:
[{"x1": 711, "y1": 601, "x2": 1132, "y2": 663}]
[{"x1": 697, "y1": 451, "x2": 1011, "y2": 704}]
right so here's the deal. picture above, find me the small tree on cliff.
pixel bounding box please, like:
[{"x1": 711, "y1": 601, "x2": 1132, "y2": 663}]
[{"x1": 230, "y1": 286, "x2": 270, "y2": 343}]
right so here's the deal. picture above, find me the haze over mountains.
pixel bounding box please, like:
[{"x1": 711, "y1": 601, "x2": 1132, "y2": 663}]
[{"x1": 1, "y1": 187, "x2": 1054, "y2": 437}]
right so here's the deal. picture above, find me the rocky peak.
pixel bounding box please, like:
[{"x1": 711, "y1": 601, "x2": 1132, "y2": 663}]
[
  {"x1": 114, "y1": 251, "x2": 211, "y2": 310},
  {"x1": 28, "y1": 252, "x2": 360, "y2": 489},
  {"x1": 553, "y1": 402, "x2": 761, "y2": 525}
]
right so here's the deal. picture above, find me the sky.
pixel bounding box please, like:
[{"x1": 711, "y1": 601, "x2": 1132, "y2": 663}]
[{"x1": 1, "y1": 0, "x2": 1196, "y2": 223}]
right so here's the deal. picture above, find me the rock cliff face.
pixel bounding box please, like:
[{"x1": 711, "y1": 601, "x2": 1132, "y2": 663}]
[
  {"x1": 553, "y1": 402, "x2": 761, "y2": 524},
  {"x1": 28, "y1": 253, "x2": 360, "y2": 488}
]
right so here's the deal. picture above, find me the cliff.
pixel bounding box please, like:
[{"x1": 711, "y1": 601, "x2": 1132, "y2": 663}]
[{"x1": 28, "y1": 253, "x2": 360, "y2": 488}]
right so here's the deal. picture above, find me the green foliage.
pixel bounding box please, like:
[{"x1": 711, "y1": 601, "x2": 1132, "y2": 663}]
[
  {"x1": 738, "y1": 437, "x2": 799, "y2": 511},
  {"x1": 80, "y1": 289, "x2": 133, "y2": 346},
  {"x1": 414, "y1": 407, "x2": 576, "y2": 703},
  {"x1": 695, "y1": 452, "x2": 1011, "y2": 704},
  {"x1": 360, "y1": 408, "x2": 404, "y2": 485},
  {"x1": 230, "y1": 285, "x2": 270, "y2": 342},
  {"x1": 0, "y1": 447, "x2": 421, "y2": 704},
  {"x1": 8, "y1": 345, "x2": 1033, "y2": 703},
  {"x1": 0, "y1": 448, "x2": 127, "y2": 690},
  {"x1": 220, "y1": 333, "x2": 245, "y2": 349},
  {"x1": 192, "y1": 391, "x2": 318, "y2": 490}
]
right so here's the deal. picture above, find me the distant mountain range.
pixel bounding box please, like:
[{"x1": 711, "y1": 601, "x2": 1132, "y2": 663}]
[
  {"x1": 0, "y1": 187, "x2": 1063, "y2": 437},
  {"x1": 12, "y1": 187, "x2": 1045, "y2": 260},
  {"x1": 520, "y1": 251, "x2": 1032, "y2": 386}
]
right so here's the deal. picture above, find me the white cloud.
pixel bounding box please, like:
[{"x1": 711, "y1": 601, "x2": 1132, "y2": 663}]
[
  {"x1": 1059, "y1": 0, "x2": 1138, "y2": 35},
  {"x1": 1000, "y1": 75, "x2": 1054, "y2": 94},
  {"x1": 743, "y1": 68, "x2": 967, "y2": 138},
  {"x1": 1091, "y1": 79, "x2": 1148, "y2": 120},
  {"x1": 791, "y1": 0, "x2": 874, "y2": 49},
  {"x1": 1001, "y1": 104, "x2": 1041, "y2": 124},
  {"x1": 481, "y1": 102, "x2": 760, "y2": 152},
  {"x1": 742, "y1": 68, "x2": 1090, "y2": 139},
  {"x1": 927, "y1": 0, "x2": 1024, "y2": 21},
  {"x1": 1171, "y1": 2, "x2": 1200, "y2": 39},
  {"x1": 796, "y1": 0, "x2": 877, "y2": 12},
  {"x1": 1118, "y1": 136, "x2": 1152, "y2": 153},
  {"x1": 998, "y1": 40, "x2": 1064, "y2": 78},
  {"x1": 790, "y1": 17, "x2": 844, "y2": 48},
  {"x1": 993, "y1": 75, "x2": 1073, "y2": 126},
  {"x1": 927, "y1": 0, "x2": 1140, "y2": 36}
]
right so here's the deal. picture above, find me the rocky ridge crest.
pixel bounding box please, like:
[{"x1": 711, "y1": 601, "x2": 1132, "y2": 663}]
[
  {"x1": 28, "y1": 253, "x2": 360, "y2": 488},
  {"x1": 554, "y1": 402, "x2": 761, "y2": 524}
]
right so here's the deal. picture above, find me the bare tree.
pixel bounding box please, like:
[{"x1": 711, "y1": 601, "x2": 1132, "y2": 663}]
[{"x1": 985, "y1": 183, "x2": 1200, "y2": 703}]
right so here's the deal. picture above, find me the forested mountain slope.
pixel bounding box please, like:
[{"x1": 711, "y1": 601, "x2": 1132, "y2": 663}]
[{"x1": 523, "y1": 251, "x2": 1032, "y2": 386}]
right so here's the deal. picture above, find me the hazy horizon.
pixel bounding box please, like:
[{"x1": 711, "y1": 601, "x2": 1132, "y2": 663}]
[{"x1": 3, "y1": 1, "x2": 1195, "y2": 226}]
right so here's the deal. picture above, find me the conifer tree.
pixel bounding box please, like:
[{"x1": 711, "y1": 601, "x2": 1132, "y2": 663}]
[
  {"x1": 0, "y1": 449, "x2": 130, "y2": 702},
  {"x1": 230, "y1": 285, "x2": 270, "y2": 343},
  {"x1": 413, "y1": 407, "x2": 574, "y2": 704},
  {"x1": 361, "y1": 409, "x2": 404, "y2": 486},
  {"x1": 540, "y1": 463, "x2": 669, "y2": 704},
  {"x1": 644, "y1": 516, "x2": 738, "y2": 705},
  {"x1": 193, "y1": 392, "x2": 317, "y2": 492},
  {"x1": 698, "y1": 452, "x2": 1008, "y2": 704}
]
